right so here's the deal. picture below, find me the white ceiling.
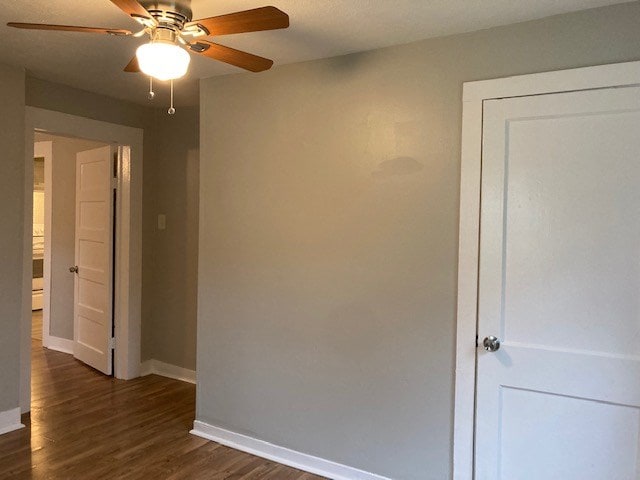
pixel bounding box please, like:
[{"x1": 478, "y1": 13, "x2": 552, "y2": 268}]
[{"x1": 0, "y1": 0, "x2": 628, "y2": 106}]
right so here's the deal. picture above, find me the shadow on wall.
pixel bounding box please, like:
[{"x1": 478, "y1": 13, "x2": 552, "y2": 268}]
[{"x1": 372, "y1": 156, "x2": 424, "y2": 178}]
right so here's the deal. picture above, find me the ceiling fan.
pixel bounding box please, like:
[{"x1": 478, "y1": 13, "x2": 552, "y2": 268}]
[{"x1": 8, "y1": 0, "x2": 290, "y2": 112}]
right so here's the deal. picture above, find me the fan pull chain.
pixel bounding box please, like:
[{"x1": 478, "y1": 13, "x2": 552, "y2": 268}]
[
  {"x1": 168, "y1": 80, "x2": 176, "y2": 115},
  {"x1": 148, "y1": 77, "x2": 155, "y2": 100}
]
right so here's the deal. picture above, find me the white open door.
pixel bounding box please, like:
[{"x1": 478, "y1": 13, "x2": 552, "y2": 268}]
[
  {"x1": 73, "y1": 145, "x2": 115, "y2": 375},
  {"x1": 476, "y1": 86, "x2": 640, "y2": 479}
]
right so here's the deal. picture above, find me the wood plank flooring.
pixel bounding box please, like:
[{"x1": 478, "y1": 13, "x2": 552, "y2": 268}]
[{"x1": 0, "y1": 332, "x2": 325, "y2": 479}]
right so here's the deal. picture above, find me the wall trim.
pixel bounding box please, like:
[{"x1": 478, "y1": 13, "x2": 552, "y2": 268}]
[
  {"x1": 454, "y1": 60, "x2": 640, "y2": 480},
  {"x1": 463, "y1": 60, "x2": 640, "y2": 102},
  {"x1": 43, "y1": 335, "x2": 74, "y2": 355},
  {"x1": 0, "y1": 408, "x2": 25, "y2": 436},
  {"x1": 191, "y1": 420, "x2": 392, "y2": 480},
  {"x1": 140, "y1": 359, "x2": 196, "y2": 384}
]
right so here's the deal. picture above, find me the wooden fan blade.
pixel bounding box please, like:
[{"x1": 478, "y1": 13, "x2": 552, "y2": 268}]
[
  {"x1": 191, "y1": 41, "x2": 274, "y2": 72},
  {"x1": 124, "y1": 56, "x2": 140, "y2": 73},
  {"x1": 187, "y1": 6, "x2": 289, "y2": 36},
  {"x1": 110, "y1": 0, "x2": 153, "y2": 21},
  {"x1": 7, "y1": 22, "x2": 132, "y2": 36}
]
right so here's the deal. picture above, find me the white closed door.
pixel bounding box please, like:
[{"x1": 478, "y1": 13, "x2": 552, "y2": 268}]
[
  {"x1": 73, "y1": 146, "x2": 115, "y2": 375},
  {"x1": 476, "y1": 86, "x2": 640, "y2": 479}
]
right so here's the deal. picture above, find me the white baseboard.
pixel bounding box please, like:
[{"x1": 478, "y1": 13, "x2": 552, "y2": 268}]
[
  {"x1": 140, "y1": 359, "x2": 196, "y2": 384},
  {"x1": 43, "y1": 335, "x2": 74, "y2": 355},
  {"x1": 0, "y1": 408, "x2": 25, "y2": 436},
  {"x1": 190, "y1": 420, "x2": 392, "y2": 480}
]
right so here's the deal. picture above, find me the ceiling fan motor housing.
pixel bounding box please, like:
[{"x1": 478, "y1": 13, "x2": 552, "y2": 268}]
[{"x1": 140, "y1": 1, "x2": 192, "y2": 28}]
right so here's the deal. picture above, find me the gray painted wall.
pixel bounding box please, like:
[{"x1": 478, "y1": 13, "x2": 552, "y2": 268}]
[
  {"x1": 141, "y1": 107, "x2": 199, "y2": 370},
  {"x1": 0, "y1": 63, "x2": 25, "y2": 413},
  {"x1": 34, "y1": 133, "x2": 107, "y2": 340},
  {"x1": 26, "y1": 77, "x2": 150, "y2": 129},
  {"x1": 196, "y1": 3, "x2": 640, "y2": 480}
]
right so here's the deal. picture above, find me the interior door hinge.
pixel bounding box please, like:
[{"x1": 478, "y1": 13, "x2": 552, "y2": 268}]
[
  {"x1": 109, "y1": 337, "x2": 115, "y2": 350},
  {"x1": 111, "y1": 177, "x2": 118, "y2": 190}
]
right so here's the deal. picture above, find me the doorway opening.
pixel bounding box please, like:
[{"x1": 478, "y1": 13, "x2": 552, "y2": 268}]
[
  {"x1": 21, "y1": 108, "x2": 144, "y2": 413},
  {"x1": 30, "y1": 134, "x2": 113, "y2": 374},
  {"x1": 31, "y1": 146, "x2": 46, "y2": 344}
]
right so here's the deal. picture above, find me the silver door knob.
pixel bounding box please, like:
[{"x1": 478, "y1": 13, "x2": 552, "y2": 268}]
[
  {"x1": 483, "y1": 336, "x2": 501, "y2": 352},
  {"x1": 69, "y1": 265, "x2": 78, "y2": 273}
]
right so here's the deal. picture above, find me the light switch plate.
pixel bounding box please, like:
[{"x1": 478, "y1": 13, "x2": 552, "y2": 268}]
[{"x1": 157, "y1": 214, "x2": 166, "y2": 230}]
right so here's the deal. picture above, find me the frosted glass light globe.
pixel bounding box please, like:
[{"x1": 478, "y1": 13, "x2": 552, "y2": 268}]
[{"x1": 136, "y1": 42, "x2": 190, "y2": 81}]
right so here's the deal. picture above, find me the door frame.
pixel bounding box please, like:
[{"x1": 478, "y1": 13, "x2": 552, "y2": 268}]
[
  {"x1": 453, "y1": 60, "x2": 640, "y2": 480},
  {"x1": 20, "y1": 107, "x2": 144, "y2": 412}
]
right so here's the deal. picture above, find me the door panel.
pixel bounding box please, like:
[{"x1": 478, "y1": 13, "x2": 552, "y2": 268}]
[
  {"x1": 476, "y1": 86, "x2": 640, "y2": 479},
  {"x1": 73, "y1": 146, "x2": 114, "y2": 375},
  {"x1": 502, "y1": 112, "x2": 640, "y2": 356},
  {"x1": 500, "y1": 387, "x2": 640, "y2": 479}
]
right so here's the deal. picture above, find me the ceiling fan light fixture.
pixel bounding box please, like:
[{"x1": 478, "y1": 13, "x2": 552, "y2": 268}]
[
  {"x1": 136, "y1": 41, "x2": 190, "y2": 81},
  {"x1": 8, "y1": 1, "x2": 290, "y2": 113}
]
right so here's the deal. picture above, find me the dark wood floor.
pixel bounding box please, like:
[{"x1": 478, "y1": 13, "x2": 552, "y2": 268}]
[{"x1": 0, "y1": 320, "x2": 324, "y2": 479}]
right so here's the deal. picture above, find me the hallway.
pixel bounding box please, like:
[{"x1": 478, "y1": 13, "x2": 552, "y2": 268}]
[{"x1": 0, "y1": 316, "x2": 323, "y2": 479}]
